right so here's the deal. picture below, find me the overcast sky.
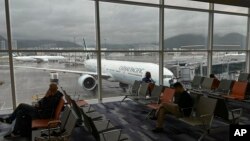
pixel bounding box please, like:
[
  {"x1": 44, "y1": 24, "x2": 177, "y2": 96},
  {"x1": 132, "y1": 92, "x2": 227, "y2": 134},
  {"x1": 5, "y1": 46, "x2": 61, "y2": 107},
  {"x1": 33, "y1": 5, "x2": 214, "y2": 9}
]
[{"x1": 0, "y1": 0, "x2": 248, "y2": 45}]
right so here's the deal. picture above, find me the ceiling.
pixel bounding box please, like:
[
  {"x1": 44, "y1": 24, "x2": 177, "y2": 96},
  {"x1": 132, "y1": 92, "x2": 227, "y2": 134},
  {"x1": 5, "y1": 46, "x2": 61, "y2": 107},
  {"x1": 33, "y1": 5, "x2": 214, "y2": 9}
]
[{"x1": 192, "y1": 0, "x2": 250, "y2": 8}]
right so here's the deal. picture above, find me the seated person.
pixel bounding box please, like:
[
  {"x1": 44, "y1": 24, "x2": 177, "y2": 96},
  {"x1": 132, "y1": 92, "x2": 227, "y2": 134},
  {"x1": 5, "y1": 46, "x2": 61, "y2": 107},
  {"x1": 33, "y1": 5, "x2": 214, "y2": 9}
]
[
  {"x1": 142, "y1": 72, "x2": 155, "y2": 97},
  {"x1": 152, "y1": 82, "x2": 194, "y2": 133},
  {"x1": 0, "y1": 83, "x2": 63, "y2": 138},
  {"x1": 142, "y1": 72, "x2": 155, "y2": 83},
  {"x1": 210, "y1": 74, "x2": 217, "y2": 79},
  {"x1": 210, "y1": 73, "x2": 220, "y2": 89}
]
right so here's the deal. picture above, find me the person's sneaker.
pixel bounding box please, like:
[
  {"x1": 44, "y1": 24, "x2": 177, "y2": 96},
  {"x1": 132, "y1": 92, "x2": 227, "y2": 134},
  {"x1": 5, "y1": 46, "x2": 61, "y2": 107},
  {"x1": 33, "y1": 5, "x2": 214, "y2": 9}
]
[
  {"x1": 152, "y1": 128, "x2": 164, "y2": 133},
  {"x1": 4, "y1": 132, "x2": 20, "y2": 139}
]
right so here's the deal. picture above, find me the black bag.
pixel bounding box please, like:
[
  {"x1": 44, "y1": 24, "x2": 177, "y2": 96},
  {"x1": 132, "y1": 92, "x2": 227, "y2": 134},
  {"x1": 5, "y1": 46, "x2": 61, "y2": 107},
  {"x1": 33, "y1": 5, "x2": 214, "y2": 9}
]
[{"x1": 14, "y1": 115, "x2": 32, "y2": 137}]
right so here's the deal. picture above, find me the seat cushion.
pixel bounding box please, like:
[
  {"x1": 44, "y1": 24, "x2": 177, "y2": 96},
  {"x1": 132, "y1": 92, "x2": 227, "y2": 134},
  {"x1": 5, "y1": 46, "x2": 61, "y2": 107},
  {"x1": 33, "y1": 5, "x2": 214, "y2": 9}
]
[
  {"x1": 179, "y1": 117, "x2": 204, "y2": 126},
  {"x1": 77, "y1": 100, "x2": 88, "y2": 107},
  {"x1": 32, "y1": 119, "x2": 51, "y2": 129},
  {"x1": 32, "y1": 119, "x2": 58, "y2": 129},
  {"x1": 147, "y1": 103, "x2": 159, "y2": 110},
  {"x1": 223, "y1": 95, "x2": 244, "y2": 100}
]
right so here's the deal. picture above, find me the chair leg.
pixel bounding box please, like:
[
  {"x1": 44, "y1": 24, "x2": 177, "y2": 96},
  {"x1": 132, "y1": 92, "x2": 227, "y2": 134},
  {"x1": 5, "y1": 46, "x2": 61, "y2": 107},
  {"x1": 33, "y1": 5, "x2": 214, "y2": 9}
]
[
  {"x1": 146, "y1": 110, "x2": 155, "y2": 119},
  {"x1": 121, "y1": 96, "x2": 128, "y2": 102},
  {"x1": 198, "y1": 130, "x2": 208, "y2": 141}
]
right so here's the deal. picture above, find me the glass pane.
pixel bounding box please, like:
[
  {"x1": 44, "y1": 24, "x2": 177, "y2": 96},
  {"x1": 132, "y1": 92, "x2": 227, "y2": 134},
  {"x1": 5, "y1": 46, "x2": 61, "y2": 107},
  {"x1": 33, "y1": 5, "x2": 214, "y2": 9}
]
[
  {"x1": 0, "y1": 55, "x2": 13, "y2": 113},
  {"x1": 13, "y1": 52, "x2": 97, "y2": 105},
  {"x1": 101, "y1": 52, "x2": 167, "y2": 98},
  {"x1": 164, "y1": 52, "x2": 208, "y2": 87},
  {"x1": 165, "y1": 9, "x2": 209, "y2": 50},
  {"x1": 212, "y1": 52, "x2": 246, "y2": 80},
  {"x1": 0, "y1": 0, "x2": 7, "y2": 50},
  {"x1": 214, "y1": 4, "x2": 248, "y2": 14},
  {"x1": 100, "y1": 2, "x2": 159, "y2": 50},
  {"x1": 10, "y1": 0, "x2": 96, "y2": 50},
  {"x1": 213, "y1": 14, "x2": 248, "y2": 50},
  {"x1": 165, "y1": 0, "x2": 209, "y2": 9},
  {"x1": 121, "y1": 0, "x2": 159, "y2": 4}
]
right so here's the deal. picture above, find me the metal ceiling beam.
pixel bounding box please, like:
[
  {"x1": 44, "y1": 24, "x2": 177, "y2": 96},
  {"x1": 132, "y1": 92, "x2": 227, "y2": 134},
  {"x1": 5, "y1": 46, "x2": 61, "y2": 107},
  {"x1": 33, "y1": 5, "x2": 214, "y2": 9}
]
[{"x1": 192, "y1": 0, "x2": 250, "y2": 8}]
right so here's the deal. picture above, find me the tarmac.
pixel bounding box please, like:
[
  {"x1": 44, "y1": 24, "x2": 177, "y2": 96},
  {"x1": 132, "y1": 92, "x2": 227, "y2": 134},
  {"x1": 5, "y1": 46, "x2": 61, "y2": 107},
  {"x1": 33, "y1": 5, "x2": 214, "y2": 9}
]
[{"x1": 0, "y1": 61, "x2": 128, "y2": 113}]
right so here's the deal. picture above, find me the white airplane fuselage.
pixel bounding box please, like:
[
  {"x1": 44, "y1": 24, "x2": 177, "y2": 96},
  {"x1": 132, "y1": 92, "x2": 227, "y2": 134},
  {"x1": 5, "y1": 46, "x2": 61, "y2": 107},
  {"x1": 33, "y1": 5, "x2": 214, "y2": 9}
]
[
  {"x1": 85, "y1": 59, "x2": 174, "y2": 86},
  {"x1": 14, "y1": 56, "x2": 65, "y2": 62}
]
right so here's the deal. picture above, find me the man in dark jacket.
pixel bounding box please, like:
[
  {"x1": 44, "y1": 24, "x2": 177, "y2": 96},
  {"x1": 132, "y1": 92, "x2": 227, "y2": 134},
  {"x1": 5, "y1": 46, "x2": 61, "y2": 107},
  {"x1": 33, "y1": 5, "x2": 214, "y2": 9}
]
[
  {"x1": 142, "y1": 72, "x2": 155, "y2": 84},
  {"x1": 142, "y1": 72, "x2": 155, "y2": 97},
  {"x1": 152, "y1": 82, "x2": 193, "y2": 133},
  {"x1": 0, "y1": 83, "x2": 63, "y2": 138}
]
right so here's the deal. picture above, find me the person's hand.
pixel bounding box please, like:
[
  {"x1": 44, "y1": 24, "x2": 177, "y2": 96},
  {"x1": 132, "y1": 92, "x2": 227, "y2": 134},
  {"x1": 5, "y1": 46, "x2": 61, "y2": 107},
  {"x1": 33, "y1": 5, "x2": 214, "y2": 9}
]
[{"x1": 34, "y1": 103, "x2": 40, "y2": 108}]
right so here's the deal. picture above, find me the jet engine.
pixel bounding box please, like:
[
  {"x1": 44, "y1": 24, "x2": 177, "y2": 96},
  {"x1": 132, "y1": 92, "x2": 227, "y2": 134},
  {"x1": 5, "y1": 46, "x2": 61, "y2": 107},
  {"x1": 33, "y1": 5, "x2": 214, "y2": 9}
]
[{"x1": 78, "y1": 74, "x2": 97, "y2": 91}]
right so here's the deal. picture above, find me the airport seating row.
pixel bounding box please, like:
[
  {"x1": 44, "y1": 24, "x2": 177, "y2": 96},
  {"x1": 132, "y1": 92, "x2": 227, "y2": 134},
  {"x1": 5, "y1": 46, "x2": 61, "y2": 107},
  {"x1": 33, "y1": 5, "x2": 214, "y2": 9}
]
[
  {"x1": 121, "y1": 81, "x2": 167, "y2": 105},
  {"x1": 64, "y1": 90, "x2": 130, "y2": 141},
  {"x1": 191, "y1": 75, "x2": 248, "y2": 101},
  {"x1": 32, "y1": 89, "x2": 130, "y2": 141},
  {"x1": 190, "y1": 76, "x2": 244, "y2": 124},
  {"x1": 121, "y1": 79, "x2": 244, "y2": 124},
  {"x1": 147, "y1": 90, "x2": 219, "y2": 141},
  {"x1": 237, "y1": 72, "x2": 250, "y2": 82},
  {"x1": 120, "y1": 80, "x2": 223, "y2": 140}
]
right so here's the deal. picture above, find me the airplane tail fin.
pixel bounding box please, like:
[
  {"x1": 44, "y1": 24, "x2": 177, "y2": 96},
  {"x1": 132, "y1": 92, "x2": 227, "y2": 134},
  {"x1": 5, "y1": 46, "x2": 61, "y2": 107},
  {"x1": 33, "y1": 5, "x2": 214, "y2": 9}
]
[{"x1": 83, "y1": 37, "x2": 90, "y2": 60}]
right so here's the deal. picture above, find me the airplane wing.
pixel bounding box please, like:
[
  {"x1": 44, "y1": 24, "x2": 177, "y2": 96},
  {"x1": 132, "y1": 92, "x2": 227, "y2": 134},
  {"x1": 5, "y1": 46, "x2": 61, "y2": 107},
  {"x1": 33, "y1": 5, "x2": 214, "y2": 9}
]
[
  {"x1": 0, "y1": 65, "x2": 111, "y2": 79},
  {"x1": 33, "y1": 57, "x2": 48, "y2": 62}
]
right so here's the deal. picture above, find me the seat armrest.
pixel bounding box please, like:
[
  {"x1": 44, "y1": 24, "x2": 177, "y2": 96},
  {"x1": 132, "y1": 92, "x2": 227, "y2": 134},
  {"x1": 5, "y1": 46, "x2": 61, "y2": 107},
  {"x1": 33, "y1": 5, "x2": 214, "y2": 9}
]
[
  {"x1": 38, "y1": 120, "x2": 61, "y2": 138},
  {"x1": 94, "y1": 119, "x2": 111, "y2": 129},
  {"x1": 200, "y1": 114, "x2": 211, "y2": 118},
  {"x1": 48, "y1": 120, "x2": 61, "y2": 128},
  {"x1": 180, "y1": 107, "x2": 193, "y2": 111},
  {"x1": 230, "y1": 108, "x2": 243, "y2": 119},
  {"x1": 40, "y1": 127, "x2": 60, "y2": 134},
  {"x1": 101, "y1": 129, "x2": 122, "y2": 141},
  {"x1": 85, "y1": 105, "x2": 94, "y2": 113}
]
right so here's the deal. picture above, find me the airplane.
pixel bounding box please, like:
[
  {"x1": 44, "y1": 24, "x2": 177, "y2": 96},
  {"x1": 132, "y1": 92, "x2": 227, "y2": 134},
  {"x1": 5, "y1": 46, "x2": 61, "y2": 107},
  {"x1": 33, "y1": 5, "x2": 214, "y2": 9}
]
[
  {"x1": 12, "y1": 58, "x2": 174, "y2": 92},
  {"x1": 13, "y1": 54, "x2": 65, "y2": 63}
]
